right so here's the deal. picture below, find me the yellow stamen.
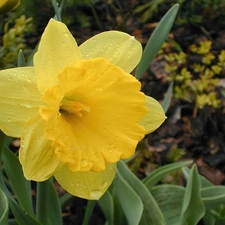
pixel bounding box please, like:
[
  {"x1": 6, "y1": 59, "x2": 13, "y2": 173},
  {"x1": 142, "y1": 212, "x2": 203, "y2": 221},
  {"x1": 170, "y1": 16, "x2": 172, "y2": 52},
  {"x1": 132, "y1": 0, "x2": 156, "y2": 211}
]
[{"x1": 60, "y1": 99, "x2": 90, "y2": 116}]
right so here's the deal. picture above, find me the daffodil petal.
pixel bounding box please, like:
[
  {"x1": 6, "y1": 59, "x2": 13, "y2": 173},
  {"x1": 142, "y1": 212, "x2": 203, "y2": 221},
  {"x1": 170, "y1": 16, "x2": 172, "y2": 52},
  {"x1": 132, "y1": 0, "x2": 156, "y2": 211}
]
[
  {"x1": 19, "y1": 115, "x2": 62, "y2": 181},
  {"x1": 79, "y1": 31, "x2": 142, "y2": 73},
  {"x1": 34, "y1": 19, "x2": 82, "y2": 93},
  {"x1": 54, "y1": 163, "x2": 116, "y2": 200},
  {"x1": 139, "y1": 96, "x2": 166, "y2": 134},
  {"x1": 0, "y1": 67, "x2": 42, "y2": 137}
]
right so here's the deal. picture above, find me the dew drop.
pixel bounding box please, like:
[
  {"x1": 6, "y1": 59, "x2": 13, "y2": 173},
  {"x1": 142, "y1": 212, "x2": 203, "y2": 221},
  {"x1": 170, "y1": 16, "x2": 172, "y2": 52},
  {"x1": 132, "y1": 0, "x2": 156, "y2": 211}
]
[
  {"x1": 24, "y1": 101, "x2": 31, "y2": 108},
  {"x1": 101, "y1": 181, "x2": 108, "y2": 188},
  {"x1": 89, "y1": 189, "x2": 102, "y2": 200}
]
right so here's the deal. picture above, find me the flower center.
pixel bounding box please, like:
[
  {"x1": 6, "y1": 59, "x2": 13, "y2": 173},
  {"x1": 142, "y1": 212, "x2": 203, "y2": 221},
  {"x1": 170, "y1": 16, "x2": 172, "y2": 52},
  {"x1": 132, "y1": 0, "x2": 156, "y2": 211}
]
[{"x1": 60, "y1": 99, "x2": 90, "y2": 117}]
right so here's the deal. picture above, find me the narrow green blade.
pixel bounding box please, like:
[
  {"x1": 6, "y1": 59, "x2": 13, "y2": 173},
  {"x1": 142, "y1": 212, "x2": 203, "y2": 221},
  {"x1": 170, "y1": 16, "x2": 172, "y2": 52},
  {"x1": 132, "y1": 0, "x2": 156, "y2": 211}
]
[
  {"x1": 180, "y1": 165, "x2": 205, "y2": 225},
  {"x1": 98, "y1": 191, "x2": 114, "y2": 225},
  {"x1": 115, "y1": 168, "x2": 144, "y2": 225},
  {"x1": 143, "y1": 160, "x2": 192, "y2": 190},
  {"x1": 135, "y1": 4, "x2": 179, "y2": 80},
  {"x1": 117, "y1": 161, "x2": 165, "y2": 225},
  {"x1": 0, "y1": 188, "x2": 8, "y2": 225},
  {"x1": 2, "y1": 146, "x2": 34, "y2": 216},
  {"x1": 36, "y1": 179, "x2": 62, "y2": 225}
]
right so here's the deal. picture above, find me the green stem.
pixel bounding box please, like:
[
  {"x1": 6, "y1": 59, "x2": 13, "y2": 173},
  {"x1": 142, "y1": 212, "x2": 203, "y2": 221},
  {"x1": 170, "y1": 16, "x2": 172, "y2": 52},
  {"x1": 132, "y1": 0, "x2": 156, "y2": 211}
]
[{"x1": 82, "y1": 200, "x2": 96, "y2": 225}]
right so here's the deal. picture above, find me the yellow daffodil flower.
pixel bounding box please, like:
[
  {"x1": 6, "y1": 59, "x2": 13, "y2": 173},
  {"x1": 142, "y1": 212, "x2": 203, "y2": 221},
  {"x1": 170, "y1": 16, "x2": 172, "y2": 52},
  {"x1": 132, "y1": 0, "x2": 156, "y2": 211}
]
[
  {"x1": 0, "y1": 19, "x2": 165, "y2": 200},
  {"x1": 0, "y1": 0, "x2": 20, "y2": 13}
]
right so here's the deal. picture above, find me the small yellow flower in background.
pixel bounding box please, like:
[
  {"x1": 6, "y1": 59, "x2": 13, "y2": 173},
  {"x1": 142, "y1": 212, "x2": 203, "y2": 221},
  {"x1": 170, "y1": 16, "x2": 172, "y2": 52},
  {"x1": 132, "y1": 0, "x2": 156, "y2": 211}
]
[
  {"x1": 0, "y1": 19, "x2": 165, "y2": 200},
  {"x1": 0, "y1": 0, "x2": 20, "y2": 13}
]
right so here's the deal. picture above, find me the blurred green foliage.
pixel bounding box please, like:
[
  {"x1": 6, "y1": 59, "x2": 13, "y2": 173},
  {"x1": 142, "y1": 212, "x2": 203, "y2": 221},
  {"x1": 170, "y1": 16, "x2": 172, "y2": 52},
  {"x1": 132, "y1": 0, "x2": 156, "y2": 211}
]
[
  {"x1": 161, "y1": 39, "x2": 224, "y2": 116},
  {"x1": 133, "y1": 0, "x2": 225, "y2": 29},
  {"x1": 0, "y1": 14, "x2": 33, "y2": 69}
]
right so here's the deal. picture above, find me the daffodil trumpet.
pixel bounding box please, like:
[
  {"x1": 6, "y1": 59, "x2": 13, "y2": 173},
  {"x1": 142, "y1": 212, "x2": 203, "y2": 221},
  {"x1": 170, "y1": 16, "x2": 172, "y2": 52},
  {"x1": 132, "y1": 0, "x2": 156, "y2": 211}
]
[{"x1": 0, "y1": 19, "x2": 165, "y2": 200}]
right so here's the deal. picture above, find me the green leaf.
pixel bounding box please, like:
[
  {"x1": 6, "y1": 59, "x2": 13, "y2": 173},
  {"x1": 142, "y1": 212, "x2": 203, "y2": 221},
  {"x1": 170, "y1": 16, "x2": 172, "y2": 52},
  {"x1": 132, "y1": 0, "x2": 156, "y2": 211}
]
[
  {"x1": 182, "y1": 166, "x2": 213, "y2": 188},
  {"x1": 161, "y1": 82, "x2": 173, "y2": 113},
  {"x1": 114, "y1": 169, "x2": 143, "y2": 225},
  {"x1": 151, "y1": 185, "x2": 185, "y2": 225},
  {"x1": 117, "y1": 161, "x2": 165, "y2": 225},
  {"x1": 0, "y1": 188, "x2": 8, "y2": 225},
  {"x1": 36, "y1": 179, "x2": 62, "y2": 225},
  {"x1": 135, "y1": 4, "x2": 179, "y2": 80},
  {"x1": 201, "y1": 186, "x2": 225, "y2": 210},
  {"x1": 17, "y1": 50, "x2": 27, "y2": 67},
  {"x1": 0, "y1": 169, "x2": 40, "y2": 225},
  {"x1": 203, "y1": 211, "x2": 216, "y2": 225},
  {"x1": 98, "y1": 191, "x2": 114, "y2": 225},
  {"x1": 2, "y1": 146, "x2": 34, "y2": 216},
  {"x1": 0, "y1": 131, "x2": 6, "y2": 161},
  {"x1": 82, "y1": 200, "x2": 96, "y2": 225},
  {"x1": 179, "y1": 165, "x2": 205, "y2": 225},
  {"x1": 143, "y1": 160, "x2": 192, "y2": 190}
]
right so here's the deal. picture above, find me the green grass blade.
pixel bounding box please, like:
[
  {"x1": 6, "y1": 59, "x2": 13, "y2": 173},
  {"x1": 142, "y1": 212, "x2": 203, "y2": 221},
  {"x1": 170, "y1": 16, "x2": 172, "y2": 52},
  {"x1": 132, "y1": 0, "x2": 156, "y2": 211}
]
[
  {"x1": 2, "y1": 146, "x2": 33, "y2": 214},
  {"x1": 135, "y1": 4, "x2": 179, "y2": 80},
  {"x1": 2, "y1": 146, "x2": 34, "y2": 216},
  {"x1": 161, "y1": 82, "x2": 174, "y2": 113},
  {"x1": 36, "y1": 179, "x2": 62, "y2": 225},
  {"x1": 82, "y1": 200, "x2": 96, "y2": 225},
  {"x1": 0, "y1": 169, "x2": 40, "y2": 225},
  {"x1": 0, "y1": 188, "x2": 8, "y2": 225}
]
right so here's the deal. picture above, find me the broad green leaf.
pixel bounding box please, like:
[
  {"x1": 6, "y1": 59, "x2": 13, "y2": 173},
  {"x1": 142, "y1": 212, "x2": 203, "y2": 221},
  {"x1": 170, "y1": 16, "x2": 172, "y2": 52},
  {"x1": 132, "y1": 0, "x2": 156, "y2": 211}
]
[
  {"x1": 2, "y1": 146, "x2": 34, "y2": 216},
  {"x1": 98, "y1": 191, "x2": 114, "y2": 225},
  {"x1": 0, "y1": 188, "x2": 8, "y2": 225},
  {"x1": 161, "y1": 82, "x2": 173, "y2": 113},
  {"x1": 114, "y1": 169, "x2": 143, "y2": 225},
  {"x1": 151, "y1": 185, "x2": 185, "y2": 225},
  {"x1": 201, "y1": 186, "x2": 225, "y2": 210},
  {"x1": 36, "y1": 179, "x2": 62, "y2": 225},
  {"x1": 117, "y1": 161, "x2": 165, "y2": 225},
  {"x1": 0, "y1": 169, "x2": 40, "y2": 225},
  {"x1": 182, "y1": 166, "x2": 213, "y2": 188},
  {"x1": 111, "y1": 186, "x2": 127, "y2": 225},
  {"x1": 135, "y1": 4, "x2": 179, "y2": 80},
  {"x1": 143, "y1": 160, "x2": 192, "y2": 190},
  {"x1": 179, "y1": 165, "x2": 205, "y2": 225}
]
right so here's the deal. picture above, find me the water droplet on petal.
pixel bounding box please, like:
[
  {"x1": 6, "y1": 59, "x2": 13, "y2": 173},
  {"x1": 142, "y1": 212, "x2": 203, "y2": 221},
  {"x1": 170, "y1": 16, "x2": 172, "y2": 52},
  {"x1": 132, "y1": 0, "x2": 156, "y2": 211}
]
[
  {"x1": 89, "y1": 190, "x2": 102, "y2": 200},
  {"x1": 101, "y1": 181, "x2": 108, "y2": 188},
  {"x1": 24, "y1": 101, "x2": 32, "y2": 108}
]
